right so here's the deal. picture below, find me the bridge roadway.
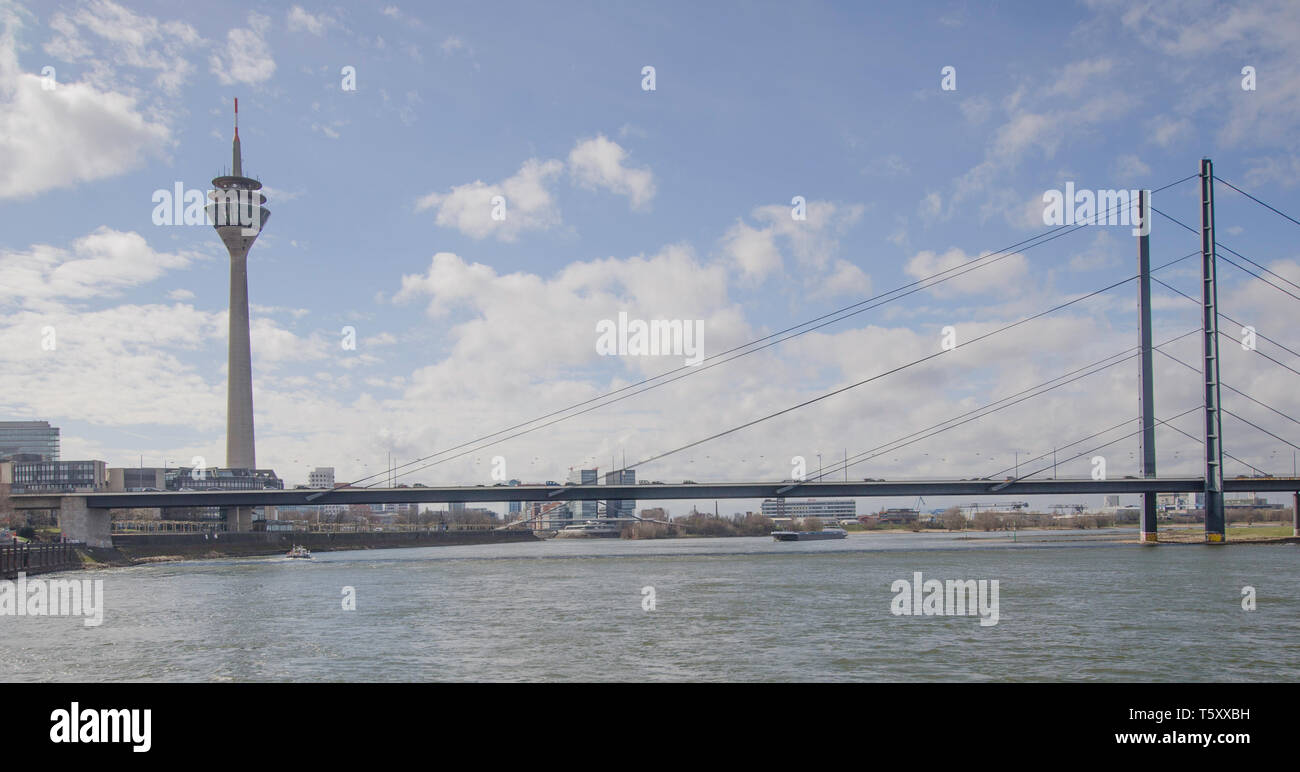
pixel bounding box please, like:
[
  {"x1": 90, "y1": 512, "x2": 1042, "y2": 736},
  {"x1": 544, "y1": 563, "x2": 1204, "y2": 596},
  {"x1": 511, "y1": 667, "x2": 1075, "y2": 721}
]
[
  {"x1": 12, "y1": 475, "x2": 1300, "y2": 510},
  {"x1": 12, "y1": 477, "x2": 1298, "y2": 548}
]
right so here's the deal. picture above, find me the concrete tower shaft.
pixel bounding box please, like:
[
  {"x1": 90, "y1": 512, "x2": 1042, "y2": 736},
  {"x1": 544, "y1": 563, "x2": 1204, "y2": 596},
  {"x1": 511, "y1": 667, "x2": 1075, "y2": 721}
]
[{"x1": 206, "y1": 98, "x2": 269, "y2": 474}]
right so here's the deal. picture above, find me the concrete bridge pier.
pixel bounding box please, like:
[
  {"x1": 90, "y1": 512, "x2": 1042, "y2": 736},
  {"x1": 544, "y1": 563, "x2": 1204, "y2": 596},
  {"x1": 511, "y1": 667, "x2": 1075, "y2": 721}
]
[
  {"x1": 1294, "y1": 492, "x2": 1298, "y2": 537},
  {"x1": 224, "y1": 506, "x2": 253, "y2": 532},
  {"x1": 58, "y1": 497, "x2": 113, "y2": 548}
]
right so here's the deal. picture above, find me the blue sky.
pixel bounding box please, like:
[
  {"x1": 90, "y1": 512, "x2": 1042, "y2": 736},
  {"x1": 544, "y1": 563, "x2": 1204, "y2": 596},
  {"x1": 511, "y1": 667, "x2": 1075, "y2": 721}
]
[{"x1": 2, "y1": 0, "x2": 1299, "y2": 511}]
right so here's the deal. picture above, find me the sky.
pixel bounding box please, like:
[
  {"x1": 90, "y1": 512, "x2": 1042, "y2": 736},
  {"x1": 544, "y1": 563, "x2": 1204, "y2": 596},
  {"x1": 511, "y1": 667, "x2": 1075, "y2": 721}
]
[{"x1": 1, "y1": 0, "x2": 1299, "y2": 514}]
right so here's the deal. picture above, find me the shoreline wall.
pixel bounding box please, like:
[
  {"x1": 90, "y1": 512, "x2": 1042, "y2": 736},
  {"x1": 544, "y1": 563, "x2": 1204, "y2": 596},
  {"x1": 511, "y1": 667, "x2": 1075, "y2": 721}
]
[{"x1": 90, "y1": 529, "x2": 538, "y2": 564}]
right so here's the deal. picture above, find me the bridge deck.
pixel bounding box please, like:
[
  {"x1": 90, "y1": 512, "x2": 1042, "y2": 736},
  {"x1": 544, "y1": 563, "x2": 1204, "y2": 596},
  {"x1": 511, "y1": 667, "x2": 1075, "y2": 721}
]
[{"x1": 9, "y1": 477, "x2": 1299, "y2": 510}]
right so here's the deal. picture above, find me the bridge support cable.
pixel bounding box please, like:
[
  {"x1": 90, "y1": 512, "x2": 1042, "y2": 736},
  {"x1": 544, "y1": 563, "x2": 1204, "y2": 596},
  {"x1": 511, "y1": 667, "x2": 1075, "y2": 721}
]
[
  {"x1": 328, "y1": 176, "x2": 1201, "y2": 493},
  {"x1": 1152, "y1": 203, "x2": 1300, "y2": 299},
  {"x1": 1214, "y1": 175, "x2": 1300, "y2": 232},
  {"x1": 1156, "y1": 204, "x2": 1300, "y2": 302},
  {"x1": 358, "y1": 221, "x2": 1083, "y2": 492},
  {"x1": 984, "y1": 401, "x2": 1270, "y2": 481},
  {"x1": 995, "y1": 406, "x2": 1204, "y2": 484},
  {"x1": 1155, "y1": 348, "x2": 1300, "y2": 434},
  {"x1": 787, "y1": 329, "x2": 1202, "y2": 493},
  {"x1": 337, "y1": 218, "x2": 1090, "y2": 492},
  {"x1": 1149, "y1": 275, "x2": 1300, "y2": 366},
  {"x1": 619, "y1": 263, "x2": 1204, "y2": 478},
  {"x1": 1148, "y1": 412, "x2": 1270, "y2": 478}
]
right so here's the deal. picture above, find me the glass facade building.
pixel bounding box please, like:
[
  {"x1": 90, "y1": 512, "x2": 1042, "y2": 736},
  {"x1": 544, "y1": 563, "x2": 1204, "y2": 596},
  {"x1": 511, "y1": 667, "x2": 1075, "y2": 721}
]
[
  {"x1": 0, "y1": 420, "x2": 60, "y2": 462},
  {"x1": 567, "y1": 468, "x2": 599, "y2": 521},
  {"x1": 603, "y1": 468, "x2": 636, "y2": 518},
  {"x1": 11, "y1": 460, "x2": 106, "y2": 492}
]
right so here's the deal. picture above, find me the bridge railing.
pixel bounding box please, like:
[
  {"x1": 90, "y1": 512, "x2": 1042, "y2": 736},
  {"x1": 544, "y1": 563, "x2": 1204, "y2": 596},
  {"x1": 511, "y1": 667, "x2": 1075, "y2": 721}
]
[
  {"x1": 0, "y1": 542, "x2": 81, "y2": 579},
  {"x1": 108, "y1": 520, "x2": 503, "y2": 534}
]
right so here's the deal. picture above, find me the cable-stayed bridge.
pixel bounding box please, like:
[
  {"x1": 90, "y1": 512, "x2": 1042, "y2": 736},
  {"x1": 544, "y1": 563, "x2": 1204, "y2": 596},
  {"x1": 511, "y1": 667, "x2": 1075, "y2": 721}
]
[{"x1": 14, "y1": 161, "x2": 1300, "y2": 547}]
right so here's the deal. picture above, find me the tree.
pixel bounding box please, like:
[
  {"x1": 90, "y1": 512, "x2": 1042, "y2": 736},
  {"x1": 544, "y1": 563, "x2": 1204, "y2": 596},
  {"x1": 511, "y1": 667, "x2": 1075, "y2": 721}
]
[
  {"x1": 972, "y1": 511, "x2": 1001, "y2": 531},
  {"x1": 0, "y1": 483, "x2": 16, "y2": 529},
  {"x1": 941, "y1": 506, "x2": 965, "y2": 531}
]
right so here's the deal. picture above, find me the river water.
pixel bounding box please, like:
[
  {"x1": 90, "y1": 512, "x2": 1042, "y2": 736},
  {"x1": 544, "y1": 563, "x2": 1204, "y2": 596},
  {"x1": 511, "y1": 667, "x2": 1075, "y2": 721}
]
[{"x1": 2, "y1": 530, "x2": 1297, "y2": 682}]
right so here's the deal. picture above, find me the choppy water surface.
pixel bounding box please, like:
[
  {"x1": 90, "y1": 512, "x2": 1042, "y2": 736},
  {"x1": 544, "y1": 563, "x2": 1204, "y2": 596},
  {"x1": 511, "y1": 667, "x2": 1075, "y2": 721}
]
[{"x1": 2, "y1": 530, "x2": 1296, "y2": 682}]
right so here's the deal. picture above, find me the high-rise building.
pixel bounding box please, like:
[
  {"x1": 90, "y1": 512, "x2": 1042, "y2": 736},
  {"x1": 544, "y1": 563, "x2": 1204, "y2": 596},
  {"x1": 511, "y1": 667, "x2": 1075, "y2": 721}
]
[
  {"x1": 207, "y1": 99, "x2": 270, "y2": 532},
  {"x1": 309, "y1": 467, "x2": 335, "y2": 488},
  {"x1": 603, "y1": 468, "x2": 636, "y2": 518},
  {"x1": 0, "y1": 420, "x2": 60, "y2": 462},
  {"x1": 567, "y1": 468, "x2": 599, "y2": 521}
]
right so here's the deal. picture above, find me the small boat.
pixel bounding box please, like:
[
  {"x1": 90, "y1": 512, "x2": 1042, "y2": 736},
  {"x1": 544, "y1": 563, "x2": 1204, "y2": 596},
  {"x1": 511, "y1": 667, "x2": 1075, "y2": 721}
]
[
  {"x1": 286, "y1": 545, "x2": 312, "y2": 559},
  {"x1": 772, "y1": 527, "x2": 848, "y2": 542}
]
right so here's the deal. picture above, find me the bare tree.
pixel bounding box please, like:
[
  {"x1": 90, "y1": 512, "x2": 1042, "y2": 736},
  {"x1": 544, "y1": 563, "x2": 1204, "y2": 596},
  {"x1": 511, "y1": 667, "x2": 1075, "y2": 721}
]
[
  {"x1": 972, "y1": 511, "x2": 1002, "y2": 531},
  {"x1": 941, "y1": 506, "x2": 965, "y2": 531}
]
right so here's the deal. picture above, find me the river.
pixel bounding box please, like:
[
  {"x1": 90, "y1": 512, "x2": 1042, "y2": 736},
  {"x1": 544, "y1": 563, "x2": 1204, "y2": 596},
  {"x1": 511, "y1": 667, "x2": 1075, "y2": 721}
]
[{"x1": 2, "y1": 529, "x2": 1296, "y2": 682}]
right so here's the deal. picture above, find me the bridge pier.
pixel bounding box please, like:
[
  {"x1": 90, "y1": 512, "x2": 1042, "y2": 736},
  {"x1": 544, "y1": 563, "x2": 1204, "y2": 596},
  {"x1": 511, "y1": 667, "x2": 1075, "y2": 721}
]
[
  {"x1": 58, "y1": 497, "x2": 113, "y2": 548},
  {"x1": 224, "y1": 506, "x2": 253, "y2": 532},
  {"x1": 1294, "y1": 492, "x2": 1298, "y2": 537}
]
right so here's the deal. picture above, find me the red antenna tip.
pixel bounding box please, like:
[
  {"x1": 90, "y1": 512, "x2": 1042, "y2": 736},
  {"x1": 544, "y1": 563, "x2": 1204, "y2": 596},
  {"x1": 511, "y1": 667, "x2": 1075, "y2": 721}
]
[{"x1": 234, "y1": 98, "x2": 239, "y2": 139}]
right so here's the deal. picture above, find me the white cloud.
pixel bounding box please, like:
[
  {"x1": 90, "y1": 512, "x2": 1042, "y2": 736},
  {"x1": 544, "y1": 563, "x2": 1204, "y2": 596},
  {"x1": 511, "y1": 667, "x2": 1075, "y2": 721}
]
[
  {"x1": 393, "y1": 246, "x2": 742, "y2": 377},
  {"x1": 287, "y1": 6, "x2": 338, "y2": 36},
  {"x1": 0, "y1": 228, "x2": 196, "y2": 308},
  {"x1": 43, "y1": 0, "x2": 201, "y2": 96},
  {"x1": 567, "y1": 135, "x2": 656, "y2": 209},
  {"x1": 415, "y1": 158, "x2": 564, "y2": 241},
  {"x1": 439, "y1": 36, "x2": 467, "y2": 56},
  {"x1": 959, "y1": 96, "x2": 992, "y2": 126},
  {"x1": 904, "y1": 247, "x2": 1030, "y2": 298},
  {"x1": 1044, "y1": 58, "x2": 1114, "y2": 98},
  {"x1": 1111, "y1": 153, "x2": 1151, "y2": 180},
  {"x1": 0, "y1": 13, "x2": 172, "y2": 199},
  {"x1": 721, "y1": 200, "x2": 866, "y2": 287},
  {"x1": 720, "y1": 220, "x2": 783, "y2": 282},
  {"x1": 812, "y1": 259, "x2": 872, "y2": 299},
  {"x1": 210, "y1": 12, "x2": 275, "y2": 85}
]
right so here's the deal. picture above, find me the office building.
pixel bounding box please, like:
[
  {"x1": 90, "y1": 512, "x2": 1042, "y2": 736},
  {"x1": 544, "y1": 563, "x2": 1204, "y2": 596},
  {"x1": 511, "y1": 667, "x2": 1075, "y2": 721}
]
[
  {"x1": 10, "y1": 459, "x2": 106, "y2": 493},
  {"x1": 108, "y1": 467, "x2": 166, "y2": 491},
  {"x1": 761, "y1": 498, "x2": 857, "y2": 522},
  {"x1": 165, "y1": 467, "x2": 283, "y2": 491},
  {"x1": 603, "y1": 468, "x2": 636, "y2": 518},
  {"x1": 0, "y1": 420, "x2": 60, "y2": 462},
  {"x1": 567, "y1": 468, "x2": 599, "y2": 521}
]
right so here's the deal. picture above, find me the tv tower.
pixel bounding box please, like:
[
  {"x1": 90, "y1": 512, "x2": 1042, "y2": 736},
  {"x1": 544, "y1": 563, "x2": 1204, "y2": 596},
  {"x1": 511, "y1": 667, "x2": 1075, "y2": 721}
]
[{"x1": 207, "y1": 98, "x2": 270, "y2": 530}]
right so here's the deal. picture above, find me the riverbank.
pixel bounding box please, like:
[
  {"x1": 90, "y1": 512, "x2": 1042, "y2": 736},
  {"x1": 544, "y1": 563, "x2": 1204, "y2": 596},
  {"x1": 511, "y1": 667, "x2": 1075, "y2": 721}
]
[{"x1": 76, "y1": 529, "x2": 539, "y2": 567}]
